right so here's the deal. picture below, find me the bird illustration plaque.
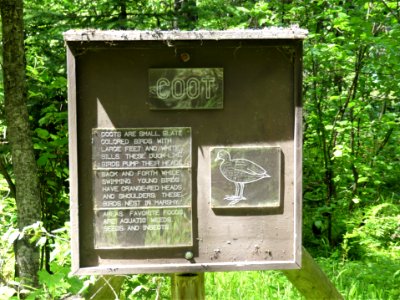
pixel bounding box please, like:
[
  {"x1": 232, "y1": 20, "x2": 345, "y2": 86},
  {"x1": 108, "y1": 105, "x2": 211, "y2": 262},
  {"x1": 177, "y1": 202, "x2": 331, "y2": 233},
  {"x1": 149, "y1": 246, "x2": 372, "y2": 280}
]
[{"x1": 210, "y1": 146, "x2": 281, "y2": 210}]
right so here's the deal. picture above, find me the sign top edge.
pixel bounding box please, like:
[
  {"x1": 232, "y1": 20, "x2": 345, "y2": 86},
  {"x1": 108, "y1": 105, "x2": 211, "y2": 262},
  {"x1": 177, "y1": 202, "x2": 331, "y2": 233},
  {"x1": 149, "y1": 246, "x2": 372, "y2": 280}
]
[{"x1": 63, "y1": 27, "x2": 308, "y2": 42}]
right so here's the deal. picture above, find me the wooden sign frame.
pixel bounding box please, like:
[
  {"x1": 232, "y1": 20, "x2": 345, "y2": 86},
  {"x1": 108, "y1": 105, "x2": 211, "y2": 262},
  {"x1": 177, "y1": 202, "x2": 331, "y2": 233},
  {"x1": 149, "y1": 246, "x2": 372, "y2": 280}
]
[{"x1": 65, "y1": 28, "x2": 307, "y2": 275}]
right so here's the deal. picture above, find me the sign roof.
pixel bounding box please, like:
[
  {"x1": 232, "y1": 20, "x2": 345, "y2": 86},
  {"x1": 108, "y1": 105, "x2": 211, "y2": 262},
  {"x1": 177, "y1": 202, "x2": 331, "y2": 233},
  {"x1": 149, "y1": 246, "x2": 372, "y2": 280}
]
[{"x1": 64, "y1": 27, "x2": 308, "y2": 42}]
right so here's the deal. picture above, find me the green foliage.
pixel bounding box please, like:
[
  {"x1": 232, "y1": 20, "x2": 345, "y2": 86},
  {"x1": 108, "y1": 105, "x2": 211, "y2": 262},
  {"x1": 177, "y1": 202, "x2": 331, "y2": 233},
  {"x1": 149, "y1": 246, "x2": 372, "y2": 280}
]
[
  {"x1": 121, "y1": 275, "x2": 170, "y2": 299},
  {"x1": 298, "y1": 0, "x2": 400, "y2": 252},
  {"x1": 26, "y1": 264, "x2": 84, "y2": 300},
  {"x1": 0, "y1": 182, "x2": 17, "y2": 284},
  {"x1": 343, "y1": 202, "x2": 400, "y2": 260},
  {"x1": 1, "y1": 222, "x2": 90, "y2": 299},
  {"x1": 205, "y1": 256, "x2": 400, "y2": 300},
  {"x1": 318, "y1": 257, "x2": 400, "y2": 300},
  {"x1": 0, "y1": 220, "x2": 80, "y2": 299}
]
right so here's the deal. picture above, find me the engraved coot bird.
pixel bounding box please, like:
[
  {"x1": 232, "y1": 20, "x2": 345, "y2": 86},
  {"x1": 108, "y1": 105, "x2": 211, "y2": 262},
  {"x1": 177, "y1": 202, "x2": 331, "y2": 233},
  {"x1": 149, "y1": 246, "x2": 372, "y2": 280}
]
[{"x1": 215, "y1": 150, "x2": 270, "y2": 205}]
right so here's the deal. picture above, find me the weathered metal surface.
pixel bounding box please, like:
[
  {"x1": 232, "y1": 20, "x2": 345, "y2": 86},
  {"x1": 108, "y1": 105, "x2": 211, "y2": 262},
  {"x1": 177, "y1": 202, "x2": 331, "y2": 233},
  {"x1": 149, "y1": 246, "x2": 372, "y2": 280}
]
[
  {"x1": 92, "y1": 128, "x2": 191, "y2": 169},
  {"x1": 92, "y1": 128, "x2": 192, "y2": 249},
  {"x1": 148, "y1": 68, "x2": 223, "y2": 110},
  {"x1": 210, "y1": 146, "x2": 281, "y2": 209}
]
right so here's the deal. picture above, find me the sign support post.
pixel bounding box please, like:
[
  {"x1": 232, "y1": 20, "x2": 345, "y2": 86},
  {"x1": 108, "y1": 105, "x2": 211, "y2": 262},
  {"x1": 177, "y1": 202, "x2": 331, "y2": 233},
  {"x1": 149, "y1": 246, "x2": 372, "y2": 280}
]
[
  {"x1": 171, "y1": 273, "x2": 205, "y2": 300},
  {"x1": 282, "y1": 247, "x2": 343, "y2": 299}
]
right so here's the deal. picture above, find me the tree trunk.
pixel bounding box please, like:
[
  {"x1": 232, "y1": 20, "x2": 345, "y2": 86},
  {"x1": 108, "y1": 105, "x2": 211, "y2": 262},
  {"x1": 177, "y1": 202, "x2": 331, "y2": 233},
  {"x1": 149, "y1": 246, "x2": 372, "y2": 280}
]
[{"x1": 0, "y1": 0, "x2": 42, "y2": 286}]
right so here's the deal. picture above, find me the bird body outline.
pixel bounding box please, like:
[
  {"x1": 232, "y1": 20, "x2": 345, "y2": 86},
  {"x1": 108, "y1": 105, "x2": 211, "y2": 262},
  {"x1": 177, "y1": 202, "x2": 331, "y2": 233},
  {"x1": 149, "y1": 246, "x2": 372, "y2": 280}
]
[{"x1": 215, "y1": 150, "x2": 270, "y2": 205}]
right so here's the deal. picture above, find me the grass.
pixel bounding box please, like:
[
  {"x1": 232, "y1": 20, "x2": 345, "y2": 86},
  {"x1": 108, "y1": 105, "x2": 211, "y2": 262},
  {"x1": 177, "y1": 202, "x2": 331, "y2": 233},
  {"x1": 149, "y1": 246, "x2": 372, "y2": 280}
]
[
  {"x1": 320, "y1": 257, "x2": 400, "y2": 300},
  {"x1": 205, "y1": 270, "x2": 301, "y2": 300},
  {"x1": 202, "y1": 256, "x2": 399, "y2": 300},
  {"x1": 119, "y1": 252, "x2": 399, "y2": 299}
]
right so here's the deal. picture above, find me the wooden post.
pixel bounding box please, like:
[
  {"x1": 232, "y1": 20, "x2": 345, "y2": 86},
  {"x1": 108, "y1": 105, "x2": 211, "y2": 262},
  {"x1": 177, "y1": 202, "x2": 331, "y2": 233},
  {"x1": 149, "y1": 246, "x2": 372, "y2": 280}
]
[
  {"x1": 171, "y1": 273, "x2": 205, "y2": 300},
  {"x1": 282, "y1": 247, "x2": 343, "y2": 300},
  {"x1": 86, "y1": 275, "x2": 126, "y2": 300}
]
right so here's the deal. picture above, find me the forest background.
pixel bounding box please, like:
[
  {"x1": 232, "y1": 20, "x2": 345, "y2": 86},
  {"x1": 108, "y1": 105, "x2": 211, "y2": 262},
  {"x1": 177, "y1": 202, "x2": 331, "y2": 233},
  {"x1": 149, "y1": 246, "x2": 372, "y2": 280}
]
[{"x1": 0, "y1": 0, "x2": 399, "y2": 299}]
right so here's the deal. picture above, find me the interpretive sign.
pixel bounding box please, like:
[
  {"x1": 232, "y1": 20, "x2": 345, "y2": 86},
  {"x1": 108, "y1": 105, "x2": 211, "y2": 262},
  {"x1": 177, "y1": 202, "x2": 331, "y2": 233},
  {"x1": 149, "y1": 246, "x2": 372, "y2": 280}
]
[
  {"x1": 65, "y1": 28, "x2": 306, "y2": 275},
  {"x1": 92, "y1": 127, "x2": 192, "y2": 248},
  {"x1": 210, "y1": 146, "x2": 281, "y2": 209},
  {"x1": 148, "y1": 68, "x2": 223, "y2": 110}
]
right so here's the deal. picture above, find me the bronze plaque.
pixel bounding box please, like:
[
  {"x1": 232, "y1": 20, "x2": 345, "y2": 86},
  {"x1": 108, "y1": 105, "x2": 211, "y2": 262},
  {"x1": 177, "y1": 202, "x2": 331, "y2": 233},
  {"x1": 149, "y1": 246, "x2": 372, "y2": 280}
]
[
  {"x1": 210, "y1": 146, "x2": 281, "y2": 209},
  {"x1": 148, "y1": 68, "x2": 223, "y2": 110},
  {"x1": 92, "y1": 127, "x2": 192, "y2": 249}
]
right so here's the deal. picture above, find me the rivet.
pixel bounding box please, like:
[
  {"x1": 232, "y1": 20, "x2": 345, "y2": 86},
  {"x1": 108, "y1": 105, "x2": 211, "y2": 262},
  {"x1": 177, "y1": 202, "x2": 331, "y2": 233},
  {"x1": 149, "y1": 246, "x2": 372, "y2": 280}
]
[{"x1": 185, "y1": 251, "x2": 194, "y2": 260}]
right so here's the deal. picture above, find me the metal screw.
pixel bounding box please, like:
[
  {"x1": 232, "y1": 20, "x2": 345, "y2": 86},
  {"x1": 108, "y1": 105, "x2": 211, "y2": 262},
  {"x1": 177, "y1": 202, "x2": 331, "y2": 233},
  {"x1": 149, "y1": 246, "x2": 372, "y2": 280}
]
[{"x1": 180, "y1": 52, "x2": 190, "y2": 62}]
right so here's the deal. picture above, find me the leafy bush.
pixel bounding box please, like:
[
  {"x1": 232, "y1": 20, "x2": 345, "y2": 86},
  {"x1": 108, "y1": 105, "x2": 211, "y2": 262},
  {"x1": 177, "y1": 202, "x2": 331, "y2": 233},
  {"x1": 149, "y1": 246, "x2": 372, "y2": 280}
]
[
  {"x1": 0, "y1": 186, "x2": 17, "y2": 284},
  {"x1": 121, "y1": 275, "x2": 170, "y2": 299},
  {"x1": 343, "y1": 202, "x2": 400, "y2": 260}
]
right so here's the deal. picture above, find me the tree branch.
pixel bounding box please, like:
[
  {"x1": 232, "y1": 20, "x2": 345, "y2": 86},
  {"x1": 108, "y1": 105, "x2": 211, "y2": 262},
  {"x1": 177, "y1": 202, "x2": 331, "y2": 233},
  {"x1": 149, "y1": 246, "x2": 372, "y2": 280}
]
[
  {"x1": 379, "y1": 0, "x2": 400, "y2": 22},
  {"x1": 0, "y1": 153, "x2": 16, "y2": 198}
]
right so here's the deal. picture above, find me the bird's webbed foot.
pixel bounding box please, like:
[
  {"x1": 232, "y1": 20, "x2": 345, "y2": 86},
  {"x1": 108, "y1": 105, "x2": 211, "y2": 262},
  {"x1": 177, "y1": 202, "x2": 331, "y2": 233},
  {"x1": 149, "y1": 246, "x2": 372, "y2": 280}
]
[{"x1": 224, "y1": 195, "x2": 246, "y2": 205}]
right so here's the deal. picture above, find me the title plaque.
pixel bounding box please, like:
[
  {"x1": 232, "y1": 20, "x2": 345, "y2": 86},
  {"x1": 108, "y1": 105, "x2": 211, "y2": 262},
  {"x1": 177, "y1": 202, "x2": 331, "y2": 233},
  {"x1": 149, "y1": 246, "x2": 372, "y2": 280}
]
[
  {"x1": 92, "y1": 127, "x2": 192, "y2": 249},
  {"x1": 148, "y1": 68, "x2": 223, "y2": 110}
]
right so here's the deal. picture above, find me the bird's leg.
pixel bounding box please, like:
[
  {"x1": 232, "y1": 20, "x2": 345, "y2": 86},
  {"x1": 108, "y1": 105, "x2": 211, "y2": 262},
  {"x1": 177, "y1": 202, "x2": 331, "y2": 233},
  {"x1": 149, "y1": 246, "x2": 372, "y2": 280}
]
[
  {"x1": 224, "y1": 183, "x2": 241, "y2": 202},
  {"x1": 225, "y1": 183, "x2": 247, "y2": 205},
  {"x1": 238, "y1": 183, "x2": 246, "y2": 200},
  {"x1": 235, "y1": 182, "x2": 240, "y2": 197}
]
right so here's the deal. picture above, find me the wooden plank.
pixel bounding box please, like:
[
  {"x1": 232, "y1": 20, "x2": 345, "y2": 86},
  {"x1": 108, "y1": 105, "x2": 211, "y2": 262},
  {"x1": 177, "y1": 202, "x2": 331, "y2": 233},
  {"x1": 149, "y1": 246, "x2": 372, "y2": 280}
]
[
  {"x1": 66, "y1": 44, "x2": 80, "y2": 274},
  {"x1": 294, "y1": 41, "x2": 304, "y2": 267},
  {"x1": 63, "y1": 27, "x2": 308, "y2": 42},
  {"x1": 85, "y1": 275, "x2": 126, "y2": 299},
  {"x1": 282, "y1": 247, "x2": 343, "y2": 299},
  {"x1": 72, "y1": 261, "x2": 300, "y2": 276},
  {"x1": 171, "y1": 273, "x2": 205, "y2": 300}
]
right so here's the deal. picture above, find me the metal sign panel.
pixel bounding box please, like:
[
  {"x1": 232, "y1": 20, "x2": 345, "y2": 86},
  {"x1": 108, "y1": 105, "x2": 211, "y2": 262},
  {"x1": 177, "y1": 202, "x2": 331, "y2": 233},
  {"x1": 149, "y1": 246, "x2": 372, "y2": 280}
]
[
  {"x1": 210, "y1": 146, "x2": 281, "y2": 210},
  {"x1": 65, "y1": 28, "x2": 306, "y2": 275},
  {"x1": 148, "y1": 68, "x2": 223, "y2": 110},
  {"x1": 92, "y1": 127, "x2": 192, "y2": 249}
]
